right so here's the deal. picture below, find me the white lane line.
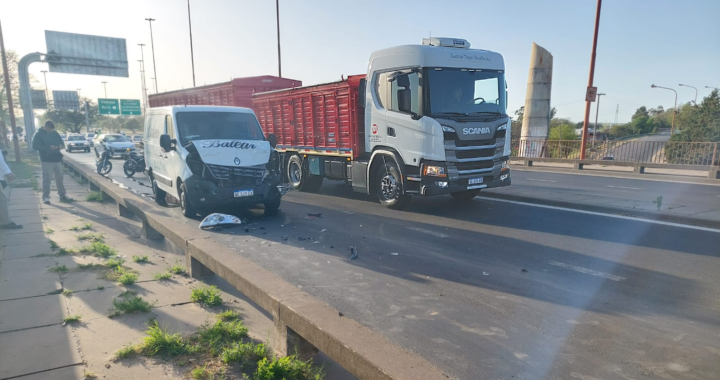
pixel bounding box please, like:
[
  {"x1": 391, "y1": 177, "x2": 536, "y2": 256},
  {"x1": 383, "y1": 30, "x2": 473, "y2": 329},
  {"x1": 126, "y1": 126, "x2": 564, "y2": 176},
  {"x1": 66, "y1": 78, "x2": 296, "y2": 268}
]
[
  {"x1": 607, "y1": 185, "x2": 643, "y2": 190},
  {"x1": 475, "y1": 197, "x2": 720, "y2": 233},
  {"x1": 527, "y1": 178, "x2": 557, "y2": 183},
  {"x1": 407, "y1": 227, "x2": 449, "y2": 238},
  {"x1": 548, "y1": 261, "x2": 626, "y2": 281}
]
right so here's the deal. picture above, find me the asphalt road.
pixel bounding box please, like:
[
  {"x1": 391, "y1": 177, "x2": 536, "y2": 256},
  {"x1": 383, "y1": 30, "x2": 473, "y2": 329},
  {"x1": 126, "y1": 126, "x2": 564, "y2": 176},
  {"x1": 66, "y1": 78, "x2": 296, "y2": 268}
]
[
  {"x1": 63, "y1": 151, "x2": 720, "y2": 380},
  {"x1": 600, "y1": 134, "x2": 671, "y2": 162}
]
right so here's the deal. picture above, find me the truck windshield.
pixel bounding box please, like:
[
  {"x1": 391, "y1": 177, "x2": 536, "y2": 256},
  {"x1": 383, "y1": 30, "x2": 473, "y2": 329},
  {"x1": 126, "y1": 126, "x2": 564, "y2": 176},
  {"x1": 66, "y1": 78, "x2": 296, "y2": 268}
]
[
  {"x1": 176, "y1": 112, "x2": 265, "y2": 144},
  {"x1": 427, "y1": 68, "x2": 506, "y2": 117}
]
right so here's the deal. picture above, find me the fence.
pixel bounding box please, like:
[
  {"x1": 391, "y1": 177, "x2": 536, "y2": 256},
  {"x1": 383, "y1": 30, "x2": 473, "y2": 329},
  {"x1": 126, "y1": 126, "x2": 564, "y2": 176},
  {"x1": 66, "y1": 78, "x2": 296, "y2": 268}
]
[{"x1": 512, "y1": 139, "x2": 719, "y2": 166}]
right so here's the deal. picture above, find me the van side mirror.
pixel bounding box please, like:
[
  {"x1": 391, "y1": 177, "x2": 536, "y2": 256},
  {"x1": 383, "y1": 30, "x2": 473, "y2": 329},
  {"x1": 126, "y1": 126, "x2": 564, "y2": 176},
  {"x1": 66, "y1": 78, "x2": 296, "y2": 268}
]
[
  {"x1": 267, "y1": 134, "x2": 277, "y2": 149},
  {"x1": 159, "y1": 134, "x2": 174, "y2": 152}
]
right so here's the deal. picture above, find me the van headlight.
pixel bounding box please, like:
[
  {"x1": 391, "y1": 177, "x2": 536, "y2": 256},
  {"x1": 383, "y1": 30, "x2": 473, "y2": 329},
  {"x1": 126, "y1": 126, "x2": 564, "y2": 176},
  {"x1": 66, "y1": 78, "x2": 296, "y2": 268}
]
[{"x1": 423, "y1": 165, "x2": 447, "y2": 177}]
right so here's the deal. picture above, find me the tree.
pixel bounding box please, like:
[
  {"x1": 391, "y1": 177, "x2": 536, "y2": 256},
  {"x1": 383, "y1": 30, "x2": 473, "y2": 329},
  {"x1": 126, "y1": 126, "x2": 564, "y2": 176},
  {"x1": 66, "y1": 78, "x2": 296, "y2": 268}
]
[
  {"x1": 44, "y1": 99, "x2": 99, "y2": 134},
  {"x1": 548, "y1": 123, "x2": 578, "y2": 140},
  {"x1": 550, "y1": 107, "x2": 557, "y2": 119},
  {"x1": 608, "y1": 123, "x2": 634, "y2": 139},
  {"x1": 632, "y1": 106, "x2": 649, "y2": 120},
  {"x1": 671, "y1": 90, "x2": 720, "y2": 143},
  {"x1": 511, "y1": 106, "x2": 524, "y2": 140},
  {"x1": 123, "y1": 118, "x2": 142, "y2": 133}
]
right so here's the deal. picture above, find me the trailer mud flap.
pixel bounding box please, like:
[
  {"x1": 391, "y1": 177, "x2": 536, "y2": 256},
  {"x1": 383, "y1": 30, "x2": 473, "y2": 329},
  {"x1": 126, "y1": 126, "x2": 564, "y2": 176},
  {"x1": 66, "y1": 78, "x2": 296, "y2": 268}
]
[{"x1": 350, "y1": 161, "x2": 369, "y2": 194}]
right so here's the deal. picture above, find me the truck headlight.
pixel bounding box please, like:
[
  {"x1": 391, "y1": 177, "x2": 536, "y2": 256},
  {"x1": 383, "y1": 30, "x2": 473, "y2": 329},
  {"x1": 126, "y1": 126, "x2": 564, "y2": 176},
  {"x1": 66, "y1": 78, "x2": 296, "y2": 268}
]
[
  {"x1": 423, "y1": 165, "x2": 447, "y2": 177},
  {"x1": 501, "y1": 161, "x2": 509, "y2": 172},
  {"x1": 497, "y1": 122, "x2": 509, "y2": 131},
  {"x1": 441, "y1": 125, "x2": 455, "y2": 133}
]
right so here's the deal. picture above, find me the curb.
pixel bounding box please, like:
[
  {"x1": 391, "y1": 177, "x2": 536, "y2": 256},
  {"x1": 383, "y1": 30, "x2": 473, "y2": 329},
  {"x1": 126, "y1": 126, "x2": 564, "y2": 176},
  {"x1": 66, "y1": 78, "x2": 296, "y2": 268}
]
[{"x1": 477, "y1": 192, "x2": 720, "y2": 230}]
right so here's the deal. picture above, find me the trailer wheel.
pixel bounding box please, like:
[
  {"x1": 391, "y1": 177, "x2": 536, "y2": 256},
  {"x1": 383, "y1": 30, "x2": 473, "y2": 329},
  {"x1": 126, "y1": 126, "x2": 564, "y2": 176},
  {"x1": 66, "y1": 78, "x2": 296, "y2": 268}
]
[
  {"x1": 286, "y1": 155, "x2": 323, "y2": 192},
  {"x1": 450, "y1": 189, "x2": 480, "y2": 201},
  {"x1": 375, "y1": 160, "x2": 411, "y2": 210}
]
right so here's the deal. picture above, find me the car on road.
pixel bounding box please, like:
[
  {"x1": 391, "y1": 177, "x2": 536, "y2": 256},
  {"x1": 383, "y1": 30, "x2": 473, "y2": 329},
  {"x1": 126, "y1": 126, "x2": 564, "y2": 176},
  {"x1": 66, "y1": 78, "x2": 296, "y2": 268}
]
[
  {"x1": 65, "y1": 134, "x2": 91, "y2": 153},
  {"x1": 93, "y1": 133, "x2": 136, "y2": 157},
  {"x1": 131, "y1": 134, "x2": 143, "y2": 148},
  {"x1": 60, "y1": 134, "x2": 67, "y2": 141},
  {"x1": 85, "y1": 133, "x2": 96, "y2": 147}
]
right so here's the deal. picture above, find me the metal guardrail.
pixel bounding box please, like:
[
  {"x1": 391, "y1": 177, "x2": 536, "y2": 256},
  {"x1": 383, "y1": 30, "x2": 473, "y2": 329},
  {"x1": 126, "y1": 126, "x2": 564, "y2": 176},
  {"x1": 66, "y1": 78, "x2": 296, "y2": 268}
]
[
  {"x1": 511, "y1": 139, "x2": 720, "y2": 180},
  {"x1": 61, "y1": 160, "x2": 449, "y2": 380}
]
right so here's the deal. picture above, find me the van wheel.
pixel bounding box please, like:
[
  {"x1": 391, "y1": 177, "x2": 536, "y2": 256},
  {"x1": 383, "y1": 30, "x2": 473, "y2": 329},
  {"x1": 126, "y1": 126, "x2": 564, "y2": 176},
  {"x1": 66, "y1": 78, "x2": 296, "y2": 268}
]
[
  {"x1": 286, "y1": 155, "x2": 323, "y2": 192},
  {"x1": 375, "y1": 160, "x2": 411, "y2": 210},
  {"x1": 264, "y1": 200, "x2": 281, "y2": 216},
  {"x1": 450, "y1": 189, "x2": 480, "y2": 201},
  {"x1": 151, "y1": 175, "x2": 168, "y2": 206},
  {"x1": 179, "y1": 183, "x2": 197, "y2": 218}
]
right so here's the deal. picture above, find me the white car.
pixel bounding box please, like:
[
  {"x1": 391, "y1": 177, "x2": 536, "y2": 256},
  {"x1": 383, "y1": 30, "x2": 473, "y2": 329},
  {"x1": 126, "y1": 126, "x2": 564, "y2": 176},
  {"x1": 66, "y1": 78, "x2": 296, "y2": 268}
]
[
  {"x1": 65, "y1": 134, "x2": 91, "y2": 153},
  {"x1": 94, "y1": 133, "x2": 136, "y2": 157}
]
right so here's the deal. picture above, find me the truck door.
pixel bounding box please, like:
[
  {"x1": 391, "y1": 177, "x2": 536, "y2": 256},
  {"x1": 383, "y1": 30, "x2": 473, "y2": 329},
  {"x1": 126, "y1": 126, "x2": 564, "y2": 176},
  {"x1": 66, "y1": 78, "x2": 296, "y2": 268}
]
[
  {"x1": 366, "y1": 72, "x2": 389, "y2": 152},
  {"x1": 383, "y1": 70, "x2": 430, "y2": 166}
]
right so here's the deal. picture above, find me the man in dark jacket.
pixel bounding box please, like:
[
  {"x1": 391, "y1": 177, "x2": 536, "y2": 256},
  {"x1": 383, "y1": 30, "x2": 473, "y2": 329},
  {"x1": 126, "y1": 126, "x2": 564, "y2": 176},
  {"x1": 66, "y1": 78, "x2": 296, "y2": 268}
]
[{"x1": 32, "y1": 121, "x2": 67, "y2": 204}]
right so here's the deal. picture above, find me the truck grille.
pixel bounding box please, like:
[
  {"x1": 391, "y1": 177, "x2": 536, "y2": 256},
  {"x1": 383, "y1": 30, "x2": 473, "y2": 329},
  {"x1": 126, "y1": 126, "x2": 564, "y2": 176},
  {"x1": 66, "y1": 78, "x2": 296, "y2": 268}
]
[
  {"x1": 444, "y1": 135, "x2": 502, "y2": 176},
  {"x1": 455, "y1": 161, "x2": 494, "y2": 171}
]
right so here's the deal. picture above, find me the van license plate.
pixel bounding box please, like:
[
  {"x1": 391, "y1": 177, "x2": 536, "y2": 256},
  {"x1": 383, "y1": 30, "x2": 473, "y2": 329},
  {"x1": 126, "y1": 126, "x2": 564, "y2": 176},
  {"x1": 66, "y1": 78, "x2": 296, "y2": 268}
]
[
  {"x1": 469, "y1": 177, "x2": 484, "y2": 185},
  {"x1": 234, "y1": 189, "x2": 254, "y2": 198}
]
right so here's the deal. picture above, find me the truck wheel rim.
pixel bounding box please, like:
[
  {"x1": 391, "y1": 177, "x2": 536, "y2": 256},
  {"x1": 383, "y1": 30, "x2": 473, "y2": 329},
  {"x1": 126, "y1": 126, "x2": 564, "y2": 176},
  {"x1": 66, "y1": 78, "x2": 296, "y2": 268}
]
[
  {"x1": 289, "y1": 162, "x2": 302, "y2": 185},
  {"x1": 380, "y1": 173, "x2": 398, "y2": 200}
]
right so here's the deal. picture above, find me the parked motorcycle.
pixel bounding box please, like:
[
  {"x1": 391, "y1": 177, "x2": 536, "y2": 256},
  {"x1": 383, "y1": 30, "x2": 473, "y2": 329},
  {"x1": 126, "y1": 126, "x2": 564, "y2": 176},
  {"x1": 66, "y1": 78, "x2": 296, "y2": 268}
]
[
  {"x1": 96, "y1": 149, "x2": 112, "y2": 175},
  {"x1": 123, "y1": 150, "x2": 146, "y2": 178}
]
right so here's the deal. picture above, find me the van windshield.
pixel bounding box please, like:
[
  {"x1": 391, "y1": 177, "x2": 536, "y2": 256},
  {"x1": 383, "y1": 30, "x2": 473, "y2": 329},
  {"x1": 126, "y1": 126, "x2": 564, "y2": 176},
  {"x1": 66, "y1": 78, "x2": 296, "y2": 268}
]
[{"x1": 176, "y1": 112, "x2": 265, "y2": 144}]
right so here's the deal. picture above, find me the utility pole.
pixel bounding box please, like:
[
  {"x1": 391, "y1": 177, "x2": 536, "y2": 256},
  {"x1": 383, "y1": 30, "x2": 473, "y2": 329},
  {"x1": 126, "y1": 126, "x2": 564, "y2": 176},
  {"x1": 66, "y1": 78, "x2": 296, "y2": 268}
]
[
  {"x1": 580, "y1": 0, "x2": 602, "y2": 159},
  {"x1": 678, "y1": 84, "x2": 698, "y2": 105},
  {"x1": 137, "y1": 60, "x2": 146, "y2": 111},
  {"x1": 276, "y1": 0, "x2": 282, "y2": 77},
  {"x1": 0, "y1": 20, "x2": 21, "y2": 162},
  {"x1": 138, "y1": 43, "x2": 148, "y2": 107},
  {"x1": 150, "y1": 78, "x2": 156, "y2": 93},
  {"x1": 40, "y1": 70, "x2": 49, "y2": 103},
  {"x1": 187, "y1": 0, "x2": 196, "y2": 87},
  {"x1": 84, "y1": 101, "x2": 90, "y2": 134},
  {"x1": 651, "y1": 84, "x2": 677, "y2": 135},
  {"x1": 145, "y1": 18, "x2": 159, "y2": 93},
  {"x1": 101, "y1": 81, "x2": 107, "y2": 98},
  {"x1": 593, "y1": 93, "x2": 605, "y2": 143},
  {"x1": 613, "y1": 103, "x2": 619, "y2": 126}
]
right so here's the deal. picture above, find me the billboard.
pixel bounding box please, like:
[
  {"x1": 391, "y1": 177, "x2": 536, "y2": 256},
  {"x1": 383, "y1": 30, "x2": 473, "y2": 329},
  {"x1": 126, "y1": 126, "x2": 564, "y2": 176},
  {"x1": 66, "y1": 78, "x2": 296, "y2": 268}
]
[
  {"x1": 53, "y1": 90, "x2": 80, "y2": 111},
  {"x1": 31, "y1": 90, "x2": 47, "y2": 109},
  {"x1": 45, "y1": 31, "x2": 129, "y2": 77},
  {"x1": 120, "y1": 99, "x2": 142, "y2": 115},
  {"x1": 98, "y1": 98, "x2": 120, "y2": 115}
]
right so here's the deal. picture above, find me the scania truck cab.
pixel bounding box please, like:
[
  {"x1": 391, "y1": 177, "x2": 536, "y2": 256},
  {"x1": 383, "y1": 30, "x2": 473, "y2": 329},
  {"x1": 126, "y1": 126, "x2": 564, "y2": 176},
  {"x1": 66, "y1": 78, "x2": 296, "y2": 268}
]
[{"x1": 358, "y1": 37, "x2": 511, "y2": 207}]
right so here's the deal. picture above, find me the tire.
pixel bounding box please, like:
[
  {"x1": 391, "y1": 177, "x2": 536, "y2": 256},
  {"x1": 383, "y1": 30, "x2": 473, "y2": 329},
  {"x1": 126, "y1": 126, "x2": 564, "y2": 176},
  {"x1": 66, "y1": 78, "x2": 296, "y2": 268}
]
[
  {"x1": 123, "y1": 160, "x2": 137, "y2": 178},
  {"x1": 97, "y1": 160, "x2": 112, "y2": 175},
  {"x1": 151, "y1": 174, "x2": 168, "y2": 206},
  {"x1": 67, "y1": 149, "x2": 72, "y2": 153},
  {"x1": 85, "y1": 148, "x2": 90, "y2": 153},
  {"x1": 178, "y1": 183, "x2": 197, "y2": 217},
  {"x1": 286, "y1": 155, "x2": 323, "y2": 192},
  {"x1": 375, "y1": 159, "x2": 411, "y2": 210},
  {"x1": 450, "y1": 189, "x2": 480, "y2": 201},
  {"x1": 263, "y1": 200, "x2": 281, "y2": 216}
]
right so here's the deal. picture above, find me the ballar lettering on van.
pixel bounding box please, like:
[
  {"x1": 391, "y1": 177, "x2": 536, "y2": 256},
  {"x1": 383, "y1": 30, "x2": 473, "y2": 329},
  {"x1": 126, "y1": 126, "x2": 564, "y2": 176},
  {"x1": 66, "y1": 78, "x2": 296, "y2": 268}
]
[{"x1": 201, "y1": 140, "x2": 258, "y2": 149}]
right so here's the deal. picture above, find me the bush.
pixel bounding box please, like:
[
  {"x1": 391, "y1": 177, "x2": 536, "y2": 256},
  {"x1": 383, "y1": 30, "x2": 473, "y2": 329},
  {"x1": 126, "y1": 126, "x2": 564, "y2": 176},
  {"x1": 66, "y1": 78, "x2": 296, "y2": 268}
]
[{"x1": 253, "y1": 355, "x2": 324, "y2": 380}]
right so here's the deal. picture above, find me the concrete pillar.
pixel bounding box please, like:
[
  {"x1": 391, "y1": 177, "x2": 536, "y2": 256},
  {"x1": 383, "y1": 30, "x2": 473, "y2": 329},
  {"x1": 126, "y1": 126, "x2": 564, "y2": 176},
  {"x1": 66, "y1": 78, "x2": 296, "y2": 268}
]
[
  {"x1": 89, "y1": 182, "x2": 100, "y2": 191},
  {"x1": 521, "y1": 43, "x2": 553, "y2": 158},
  {"x1": 141, "y1": 220, "x2": 164, "y2": 240},
  {"x1": 187, "y1": 255, "x2": 214, "y2": 278},
  {"x1": 272, "y1": 312, "x2": 318, "y2": 360},
  {"x1": 118, "y1": 203, "x2": 134, "y2": 218}
]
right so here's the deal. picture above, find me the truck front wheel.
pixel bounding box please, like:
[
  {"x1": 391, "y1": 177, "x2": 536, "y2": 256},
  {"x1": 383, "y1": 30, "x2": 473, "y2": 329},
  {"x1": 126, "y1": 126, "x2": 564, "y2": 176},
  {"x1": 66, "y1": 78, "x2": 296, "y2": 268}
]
[
  {"x1": 286, "y1": 155, "x2": 323, "y2": 192},
  {"x1": 375, "y1": 160, "x2": 411, "y2": 210},
  {"x1": 450, "y1": 189, "x2": 480, "y2": 201}
]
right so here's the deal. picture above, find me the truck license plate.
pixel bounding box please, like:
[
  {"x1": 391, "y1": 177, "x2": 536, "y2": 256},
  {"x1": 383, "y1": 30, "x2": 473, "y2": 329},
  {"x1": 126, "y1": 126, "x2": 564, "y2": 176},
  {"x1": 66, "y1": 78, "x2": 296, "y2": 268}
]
[
  {"x1": 469, "y1": 177, "x2": 484, "y2": 185},
  {"x1": 234, "y1": 189, "x2": 254, "y2": 198}
]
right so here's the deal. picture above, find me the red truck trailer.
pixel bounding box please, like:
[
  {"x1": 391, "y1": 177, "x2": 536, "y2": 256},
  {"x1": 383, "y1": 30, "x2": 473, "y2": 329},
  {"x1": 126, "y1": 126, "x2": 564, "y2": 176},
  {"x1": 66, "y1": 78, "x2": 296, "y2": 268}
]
[{"x1": 148, "y1": 75, "x2": 301, "y2": 108}]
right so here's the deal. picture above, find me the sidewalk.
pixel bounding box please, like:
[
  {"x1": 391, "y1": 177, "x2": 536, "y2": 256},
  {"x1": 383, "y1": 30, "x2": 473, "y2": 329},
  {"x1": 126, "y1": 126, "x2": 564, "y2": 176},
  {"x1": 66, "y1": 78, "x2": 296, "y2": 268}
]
[{"x1": 0, "y1": 174, "x2": 352, "y2": 379}]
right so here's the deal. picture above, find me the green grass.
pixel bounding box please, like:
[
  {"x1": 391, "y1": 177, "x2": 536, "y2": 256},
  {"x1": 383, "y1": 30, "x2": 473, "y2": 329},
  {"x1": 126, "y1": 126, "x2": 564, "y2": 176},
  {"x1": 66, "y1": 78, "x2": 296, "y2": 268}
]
[
  {"x1": 49, "y1": 240, "x2": 59, "y2": 250},
  {"x1": 63, "y1": 314, "x2": 82, "y2": 324},
  {"x1": 78, "y1": 242, "x2": 116, "y2": 258},
  {"x1": 77, "y1": 233, "x2": 104, "y2": 243},
  {"x1": 254, "y1": 355, "x2": 324, "y2": 380},
  {"x1": 114, "y1": 345, "x2": 137, "y2": 360},
  {"x1": 110, "y1": 296, "x2": 153, "y2": 315},
  {"x1": 191, "y1": 367, "x2": 210, "y2": 380},
  {"x1": 85, "y1": 191, "x2": 105, "y2": 202},
  {"x1": 118, "y1": 289, "x2": 138, "y2": 298},
  {"x1": 49, "y1": 265, "x2": 68, "y2": 273},
  {"x1": 6, "y1": 149, "x2": 40, "y2": 190},
  {"x1": 83, "y1": 370, "x2": 97, "y2": 379},
  {"x1": 197, "y1": 320, "x2": 248, "y2": 351},
  {"x1": 106, "y1": 257, "x2": 125, "y2": 269},
  {"x1": 132, "y1": 255, "x2": 149, "y2": 263},
  {"x1": 62, "y1": 289, "x2": 74, "y2": 296},
  {"x1": 139, "y1": 322, "x2": 190, "y2": 358},
  {"x1": 118, "y1": 272, "x2": 139, "y2": 286},
  {"x1": 217, "y1": 310, "x2": 240, "y2": 322},
  {"x1": 70, "y1": 223, "x2": 93, "y2": 231},
  {"x1": 169, "y1": 265, "x2": 185, "y2": 275},
  {"x1": 191, "y1": 286, "x2": 222, "y2": 307},
  {"x1": 97, "y1": 285, "x2": 105, "y2": 290},
  {"x1": 45, "y1": 228, "x2": 54, "y2": 234},
  {"x1": 221, "y1": 342, "x2": 267, "y2": 364},
  {"x1": 153, "y1": 272, "x2": 172, "y2": 281}
]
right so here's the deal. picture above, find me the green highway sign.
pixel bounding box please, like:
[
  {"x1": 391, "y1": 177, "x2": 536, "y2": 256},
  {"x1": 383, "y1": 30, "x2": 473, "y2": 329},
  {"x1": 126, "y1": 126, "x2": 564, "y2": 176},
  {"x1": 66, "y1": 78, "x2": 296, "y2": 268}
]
[
  {"x1": 120, "y1": 99, "x2": 142, "y2": 115},
  {"x1": 98, "y1": 98, "x2": 120, "y2": 115}
]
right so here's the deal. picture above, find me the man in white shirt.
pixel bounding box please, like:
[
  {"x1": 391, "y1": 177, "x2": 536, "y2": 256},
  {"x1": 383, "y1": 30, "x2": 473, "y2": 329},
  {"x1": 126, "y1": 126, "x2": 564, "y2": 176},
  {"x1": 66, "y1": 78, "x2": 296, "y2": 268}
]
[{"x1": 0, "y1": 150, "x2": 23, "y2": 229}]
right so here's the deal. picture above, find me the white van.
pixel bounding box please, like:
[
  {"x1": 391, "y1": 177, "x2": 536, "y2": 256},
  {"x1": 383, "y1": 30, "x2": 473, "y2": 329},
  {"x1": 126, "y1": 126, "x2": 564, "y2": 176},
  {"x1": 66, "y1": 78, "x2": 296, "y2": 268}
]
[{"x1": 144, "y1": 106, "x2": 284, "y2": 217}]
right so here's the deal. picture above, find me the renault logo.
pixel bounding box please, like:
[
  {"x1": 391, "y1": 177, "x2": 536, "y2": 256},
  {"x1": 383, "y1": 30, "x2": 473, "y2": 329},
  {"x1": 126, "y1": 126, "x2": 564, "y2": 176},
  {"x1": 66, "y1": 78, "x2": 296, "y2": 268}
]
[{"x1": 234, "y1": 157, "x2": 241, "y2": 165}]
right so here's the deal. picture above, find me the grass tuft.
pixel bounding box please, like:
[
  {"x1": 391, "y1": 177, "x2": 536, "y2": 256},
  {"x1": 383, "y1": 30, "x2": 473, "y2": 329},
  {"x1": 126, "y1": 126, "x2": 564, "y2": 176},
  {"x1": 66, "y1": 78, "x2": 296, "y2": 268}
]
[
  {"x1": 49, "y1": 265, "x2": 68, "y2": 273},
  {"x1": 191, "y1": 286, "x2": 222, "y2": 307},
  {"x1": 221, "y1": 341, "x2": 268, "y2": 364},
  {"x1": 114, "y1": 345, "x2": 137, "y2": 360},
  {"x1": 153, "y1": 272, "x2": 172, "y2": 281},
  {"x1": 217, "y1": 309, "x2": 240, "y2": 322},
  {"x1": 62, "y1": 289, "x2": 74, "y2": 296},
  {"x1": 45, "y1": 228, "x2": 54, "y2": 234},
  {"x1": 110, "y1": 296, "x2": 153, "y2": 315},
  {"x1": 169, "y1": 265, "x2": 185, "y2": 275},
  {"x1": 106, "y1": 257, "x2": 125, "y2": 269},
  {"x1": 85, "y1": 191, "x2": 105, "y2": 202},
  {"x1": 254, "y1": 355, "x2": 324, "y2": 380},
  {"x1": 132, "y1": 255, "x2": 149, "y2": 263},
  {"x1": 118, "y1": 289, "x2": 138, "y2": 298},
  {"x1": 63, "y1": 314, "x2": 82, "y2": 324},
  {"x1": 70, "y1": 223, "x2": 93, "y2": 232},
  {"x1": 118, "y1": 272, "x2": 139, "y2": 286},
  {"x1": 191, "y1": 367, "x2": 210, "y2": 380},
  {"x1": 139, "y1": 322, "x2": 188, "y2": 358},
  {"x1": 77, "y1": 233, "x2": 104, "y2": 243},
  {"x1": 78, "y1": 242, "x2": 116, "y2": 258},
  {"x1": 197, "y1": 320, "x2": 248, "y2": 350},
  {"x1": 83, "y1": 370, "x2": 97, "y2": 379}
]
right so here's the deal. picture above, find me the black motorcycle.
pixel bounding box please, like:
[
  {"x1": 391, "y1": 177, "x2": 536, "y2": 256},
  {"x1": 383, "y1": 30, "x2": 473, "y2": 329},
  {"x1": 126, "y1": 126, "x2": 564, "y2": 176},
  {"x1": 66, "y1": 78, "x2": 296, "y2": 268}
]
[
  {"x1": 123, "y1": 150, "x2": 146, "y2": 178},
  {"x1": 96, "y1": 149, "x2": 112, "y2": 175}
]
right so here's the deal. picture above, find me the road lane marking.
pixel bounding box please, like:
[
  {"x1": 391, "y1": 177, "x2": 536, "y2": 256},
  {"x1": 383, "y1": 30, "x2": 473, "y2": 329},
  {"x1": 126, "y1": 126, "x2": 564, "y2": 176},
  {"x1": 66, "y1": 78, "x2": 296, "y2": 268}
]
[
  {"x1": 407, "y1": 227, "x2": 449, "y2": 238},
  {"x1": 607, "y1": 185, "x2": 643, "y2": 190},
  {"x1": 475, "y1": 197, "x2": 720, "y2": 233},
  {"x1": 527, "y1": 178, "x2": 557, "y2": 182},
  {"x1": 548, "y1": 261, "x2": 626, "y2": 281}
]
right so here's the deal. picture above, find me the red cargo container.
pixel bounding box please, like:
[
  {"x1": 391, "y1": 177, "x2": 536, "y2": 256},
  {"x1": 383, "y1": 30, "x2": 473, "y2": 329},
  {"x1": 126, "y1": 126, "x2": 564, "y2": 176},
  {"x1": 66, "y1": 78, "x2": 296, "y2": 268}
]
[
  {"x1": 148, "y1": 75, "x2": 301, "y2": 108},
  {"x1": 251, "y1": 75, "x2": 366, "y2": 160}
]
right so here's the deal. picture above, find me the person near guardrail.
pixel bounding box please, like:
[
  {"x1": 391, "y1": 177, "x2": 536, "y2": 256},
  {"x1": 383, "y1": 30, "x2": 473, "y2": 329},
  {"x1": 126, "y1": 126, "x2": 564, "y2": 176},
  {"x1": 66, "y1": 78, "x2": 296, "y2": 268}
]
[
  {"x1": 32, "y1": 121, "x2": 68, "y2": 204},
  {"x1": 0, "y1": 148, "x2": 22, "y2": 229}
]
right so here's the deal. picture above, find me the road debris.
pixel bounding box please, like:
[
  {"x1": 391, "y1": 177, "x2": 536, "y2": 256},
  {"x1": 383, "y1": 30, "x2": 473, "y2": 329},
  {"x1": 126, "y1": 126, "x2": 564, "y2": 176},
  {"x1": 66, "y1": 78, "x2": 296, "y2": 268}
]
[
  {"x1": 521, "y1": 268, "x2": 528, "y2": 272},
  {"x1": 390, "y1": 252, "x2": 399, "y2": 256},
  {"x1": 281, "y1": 236, "x2": 288, "y2": 241},
  {"x1": 199, "y1": 213, "x2": 242, "y2": 229},
  {"x1": 338, "y1": 312, "x2": 344, "y2": 317},
  {"x1": 482, "y1": 272, "x2": 489, "y2": 276},
  {"x1": 306, "y1": 213, "x2": 322, "y2": 219},
  {"x1": 321, "y1": 228, "x2": 328, "y2": 232},
  {"x1": 349, "y1": 246, "x2": 358, "y2": 260}
]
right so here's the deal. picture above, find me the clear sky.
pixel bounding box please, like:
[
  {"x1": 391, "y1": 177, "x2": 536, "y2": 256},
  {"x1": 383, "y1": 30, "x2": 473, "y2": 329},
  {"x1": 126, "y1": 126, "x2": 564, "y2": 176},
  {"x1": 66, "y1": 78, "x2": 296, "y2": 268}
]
[{"x1": 4, "y1": 0, "x2": 719, "y2": 123}]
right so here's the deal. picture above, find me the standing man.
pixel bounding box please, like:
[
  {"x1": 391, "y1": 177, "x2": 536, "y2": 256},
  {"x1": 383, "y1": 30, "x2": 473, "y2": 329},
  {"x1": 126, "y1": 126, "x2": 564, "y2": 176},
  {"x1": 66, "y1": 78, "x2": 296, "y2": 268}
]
[
  {"x1": 0, "y1": 150, "x2": 22, "y2": 229},
  {"x1": 32, "y1": 121, "x2": 68, "y2": 204}
]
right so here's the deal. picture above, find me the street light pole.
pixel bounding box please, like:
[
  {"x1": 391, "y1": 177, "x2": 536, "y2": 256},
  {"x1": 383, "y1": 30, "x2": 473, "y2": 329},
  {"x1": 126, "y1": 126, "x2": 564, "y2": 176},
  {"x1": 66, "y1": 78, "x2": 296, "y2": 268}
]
[
  {"x1": 101, "y1": 81, "x2": 107, "y2": 98},
  {"x1": 137, "y1": 60, "x2": 146, "y2": 111},
  {"x1": 678, "y1": 84, "x2": 698, "y2": 105},
  {"x1": 593, "y1": 93, "x2": 605, "y2": 143},
  {"x1": 705, "y1": 86, "x2": 719, "y2": 91},
  {"x1": 187, "y1": 0, "x2": 196, "y2": 87},
  {"x1": 138, "y1": 44, "x2": 148, "y2": 107},
  {"x1": 40, "y1": 69, "x2": 49, "y2": 103},
  {"x1": 145, "y1": 18, "x2": 159, "y2": 93},
  {"x1": 276, "y1": 0, "x2": 282, "y2": 78},
  {"x1": 580, "y1": 0, "x2": 602, "y2": 159},
  {"x1": 651, "y1": 84, "x2": 677, "y2": 135}
]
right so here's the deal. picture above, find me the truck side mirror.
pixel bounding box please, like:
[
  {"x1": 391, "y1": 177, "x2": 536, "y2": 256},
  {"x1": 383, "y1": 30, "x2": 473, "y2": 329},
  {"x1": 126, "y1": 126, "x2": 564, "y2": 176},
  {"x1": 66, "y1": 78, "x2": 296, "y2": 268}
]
[
  {"x1": 267, "y1": 134, "x2": 277, "y2": 148},
  {"x1": 159, "y1": 134, "x2": 174, "y2": 152},
  {"x1": 358, "y1": 78, "x2": 366, "y2": 108}
]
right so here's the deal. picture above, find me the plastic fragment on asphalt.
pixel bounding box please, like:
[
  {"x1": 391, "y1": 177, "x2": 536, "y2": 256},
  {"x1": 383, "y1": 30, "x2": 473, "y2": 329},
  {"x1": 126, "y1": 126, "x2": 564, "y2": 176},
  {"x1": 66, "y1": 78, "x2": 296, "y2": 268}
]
[
  {"x1": 321, "y1": 229, "x2": 328, "y2": 232},
  {"x1": 349, "y1": 246, "x2": 358, "y2": 260},
  {"x1": 390, "y1": 252, "x2": 399, "y2": 256},
  {"x1": 482, "y1": 272, "x2": 489, "y2": 276},
  {"x1": 199, "y1": 213, "x2": 242, "y2": 229}
]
